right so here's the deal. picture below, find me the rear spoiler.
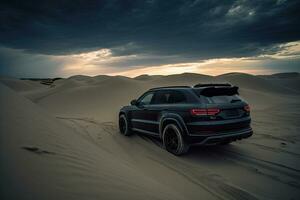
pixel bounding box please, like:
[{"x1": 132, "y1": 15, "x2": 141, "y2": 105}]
[
  {"x1": 194, "y1": 83, "x2": 231, "y2": 88},
  {"x1": 200, "y1": 86, "x2": 239, "y2": 97}
]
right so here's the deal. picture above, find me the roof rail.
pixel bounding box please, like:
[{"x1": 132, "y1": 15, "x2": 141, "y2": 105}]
[
  {"x1": 149, "y1": 86, "x2": 191, "y2": 90},
  {"x1": 193, "y1": 83, "x2": 232, "y2": 88}
]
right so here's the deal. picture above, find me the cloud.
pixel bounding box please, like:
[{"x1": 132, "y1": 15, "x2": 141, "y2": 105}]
[
  {"x1": 1, "y1": 41, "x2": 299, "y2": 78},
  {"x1": 0, "y1": 47, "x2": 70, "y2": 77},
  {"x1": 0, "y1": 0, "x2": 299, "y2": 77},
  {"x1": 0, "y1": 0, "x2": 299, "y2": 58}
]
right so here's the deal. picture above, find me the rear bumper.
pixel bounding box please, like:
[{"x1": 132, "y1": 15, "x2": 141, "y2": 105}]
[
  {"x1": 187, "y1": 116, "x2": 251, "y2": 134},
  {"x1": 186, "y1": 127, "x2": 253, "y2": 145}
]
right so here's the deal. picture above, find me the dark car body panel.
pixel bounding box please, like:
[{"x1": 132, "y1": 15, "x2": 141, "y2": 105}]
[{"x1": 120, "y1": 86, "x2": 253, "y2": 145}]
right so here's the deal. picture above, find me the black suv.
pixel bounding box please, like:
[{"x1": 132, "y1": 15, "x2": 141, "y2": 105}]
[{"x1": 119, "y1": 83, "x2": 252, "y2": 155}]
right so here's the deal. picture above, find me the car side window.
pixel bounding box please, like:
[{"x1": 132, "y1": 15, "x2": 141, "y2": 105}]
[
  {"x1": 152, "y1": 91, "x2": 169, "y2": 104},
  {"x1": 169, "y1": 91, "x2": 187, "y2": 103},
  {"x1": 139, "y1": 92, "x2": 154, "y2": 105},
  {"x1": 153, "y1": 90, "x2": 187, "y2": 104}
]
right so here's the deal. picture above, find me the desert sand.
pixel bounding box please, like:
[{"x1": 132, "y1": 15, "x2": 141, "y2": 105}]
[{"x1": 1, "y1": 72, "x2": 300, "y2": 200}]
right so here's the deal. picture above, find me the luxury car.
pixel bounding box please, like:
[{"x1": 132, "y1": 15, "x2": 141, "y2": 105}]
[{"x1": 119, "y1": 83, "x2": 252, "y2": 155}]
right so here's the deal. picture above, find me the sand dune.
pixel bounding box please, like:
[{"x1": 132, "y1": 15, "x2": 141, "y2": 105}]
[
  {"x1": 258, "y1": 72, "x2": 300, "y2": 93},
  {"x1": 0, "y1": 83, "x2": 188, "y2": 200},
  {"x1": 1, "y1": 72, "x2": 300, "y2": 199},
  {"x1": 9, "y1": 72, "x2": 298, "y2": 119},
  {"x1": 0, "y1": 77, "x2": 45, "y2": 92},
  {"x1": 217, "y1": 73, "x2": 299, "y2": 94}
]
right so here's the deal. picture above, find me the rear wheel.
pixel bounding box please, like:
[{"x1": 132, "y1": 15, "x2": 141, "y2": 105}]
[
  {"x1": 162, "y1": 124, "x2": 189, "y2": 155},
  {"x1": 119, "y1": 114, "x2": 132, "y2": 136}
]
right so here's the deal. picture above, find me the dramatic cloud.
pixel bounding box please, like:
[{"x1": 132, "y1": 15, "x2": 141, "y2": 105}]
[
  {"x1": 0, "y1": 0, "x2": 299, "y2": 77},
  {"x1": 1, "y1": 41, "x2": 299, "y2": 78}
]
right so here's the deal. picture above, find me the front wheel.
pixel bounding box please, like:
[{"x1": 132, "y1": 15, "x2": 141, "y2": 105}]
[
  {"x1": 119, "y1": 114, "x2": 132, "y2": 136},
  {"x1": 162, "y1": 124, "x2": 189, "y2": 156}
]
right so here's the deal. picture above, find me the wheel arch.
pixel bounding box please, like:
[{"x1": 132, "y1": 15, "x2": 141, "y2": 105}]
[
  {"x1": 119, "y1": 110, "x2": 133, "y2": 128},
  {"x1": 159, "y1": 113, "x2": 189, "y2": 139},
  {"x1": 119, "y1": 111, "x2": 126, "y2": 117}
]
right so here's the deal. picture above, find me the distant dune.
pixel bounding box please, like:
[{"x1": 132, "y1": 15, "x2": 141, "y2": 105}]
[
  {"x1": 259, "y1": 72, "x2": 300, "y2": 79},
  {"x1": 1, "y1": 72, "x2": 300, "y2": 200},
  {"x1": 4, "y1": 72, "x2": 297, "y2": 120},
  {"x1": 258, "y1": 72, "x2": 300, "y2": 92}
]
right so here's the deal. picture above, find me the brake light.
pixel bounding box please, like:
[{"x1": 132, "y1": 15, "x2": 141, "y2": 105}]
[
  {"x1": 190, "y1": 108, "x2": 220, "y2": 116},
  {"x1": 207, "y1": 108, "x2": 220, "y2": 115},
  {"x1": 244, "y1": 105, "x2": 250, "y2": 112},
  {"x1": 190, "y1": 109, "x2": 206, "y2": 116}
]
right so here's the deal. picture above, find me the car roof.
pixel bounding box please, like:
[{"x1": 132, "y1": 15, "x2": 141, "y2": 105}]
[
  {"x1": 148, "y1": 86, "x2": 191, "y2": 91},
  {"x1": 149, "y1": 83, "x2": 232, "y2": 91}
]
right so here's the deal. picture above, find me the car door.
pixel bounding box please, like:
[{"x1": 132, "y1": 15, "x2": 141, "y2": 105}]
[
  {"x1": 131, "y1": 91, "x2": 159, "y2": 135},
  {"x1": 139, "y1": 90, "x2": 181, "y2": 134},
  {"x1": 151, "y1": 89, "x2": 188, "y2": 121}
]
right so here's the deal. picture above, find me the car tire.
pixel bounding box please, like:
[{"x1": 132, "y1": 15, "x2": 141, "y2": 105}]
[
  {"x1": 162, "y1": 124, "x2": 189, "y2": 156},
  {"x1": 119, "y1": 114, "x2": 132, "y2": 136}
]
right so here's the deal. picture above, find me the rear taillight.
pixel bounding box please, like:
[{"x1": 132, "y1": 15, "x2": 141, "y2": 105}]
[
  {"x1": 244, "y1": 105, "x2": 250, "y2": 112},
  {"x1": 207, "y1": 108, "x2": 220, "y2": 115},
  {"x1": 190, "y1": 108, "x2": 220, "y2": 116}
]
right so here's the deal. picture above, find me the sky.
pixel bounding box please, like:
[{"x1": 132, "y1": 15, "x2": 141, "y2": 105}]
[{"x1": 0, "y1": 0, "x2": 299, "y2": 78}]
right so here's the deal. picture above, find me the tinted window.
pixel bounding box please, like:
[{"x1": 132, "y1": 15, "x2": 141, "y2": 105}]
[
  {"x1": 205, "y1": 95, "x2": 241, "y2": 104},
  {"x1": 153, "y1": 90, "x2": 187, "y2": 104},
  {"x1": 139, "y1": 92, "x2": 154, "y2": 105},
  {"x1": 193, "y1": 88, "x2": 241, "y2": 104}
]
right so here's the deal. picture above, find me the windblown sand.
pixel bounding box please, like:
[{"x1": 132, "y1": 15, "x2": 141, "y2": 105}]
[{"x1": 1, "y1": 72, "x2": 300, "y2": 200}]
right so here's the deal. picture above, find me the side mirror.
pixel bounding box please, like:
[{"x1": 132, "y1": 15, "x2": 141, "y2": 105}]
[{"x1": 130, "y1": 99, "x2": 138, "y2": 106}]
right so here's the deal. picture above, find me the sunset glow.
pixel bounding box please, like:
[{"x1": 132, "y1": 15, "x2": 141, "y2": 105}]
[{"x1": 51, "y1": 41, "x2": 300, "y2": 78}]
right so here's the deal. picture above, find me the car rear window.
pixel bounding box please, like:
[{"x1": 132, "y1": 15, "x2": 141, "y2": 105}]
[
  {"x1": 193, "y1": 87, "x2": 241, "y2": 104},
  {"x1": 204, "y1": 95, "x2": 241, "y2": 104}
]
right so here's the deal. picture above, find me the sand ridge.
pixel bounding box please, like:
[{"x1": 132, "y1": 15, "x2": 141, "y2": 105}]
[{"x1": 1, "y1": 72, "x2": 300, "y2": 199}]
